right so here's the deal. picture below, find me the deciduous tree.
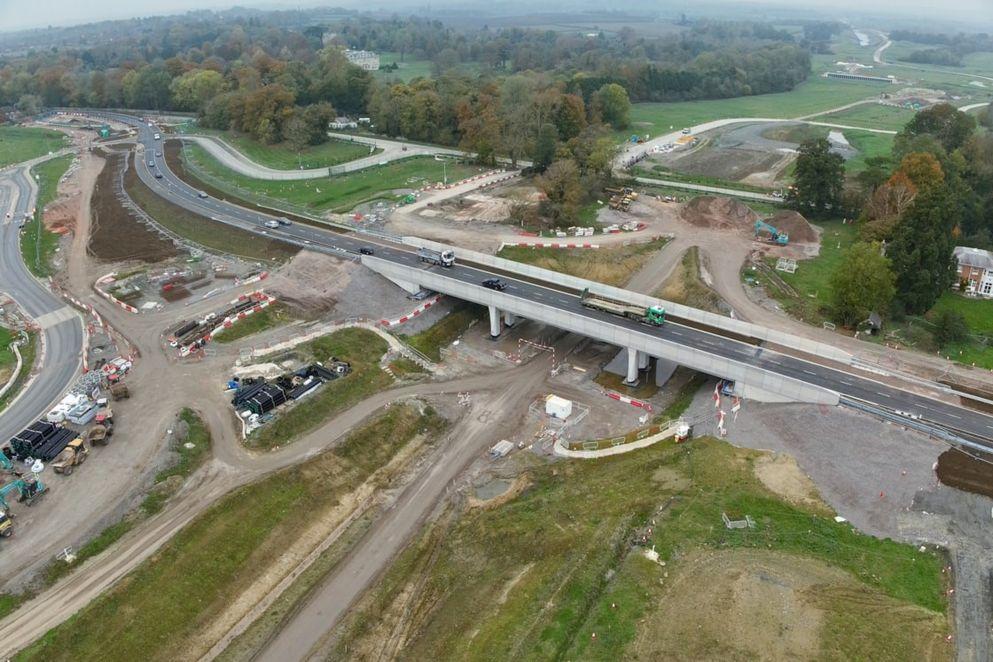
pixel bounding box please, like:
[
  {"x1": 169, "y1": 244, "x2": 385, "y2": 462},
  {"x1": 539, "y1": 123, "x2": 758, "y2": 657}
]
[{"x1": 830, "y1": 241, "x2": 896, "y2": 327}]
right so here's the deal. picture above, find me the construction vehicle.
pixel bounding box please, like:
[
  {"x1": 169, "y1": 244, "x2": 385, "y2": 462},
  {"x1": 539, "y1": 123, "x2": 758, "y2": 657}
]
[
  {"x1": 0, "y1": 476, "x2": 46, "y2": 509},
  {"x1": 110, "y1": 382, "x2": 130, "y2": 400},
  {"x1": 417, "y1": 247, "x2": 455, "y2": 268},
  {"x1": 0, "y1": 509, "x2": 12, "y2": 538},
  {"x1": 580, "y1": 288, "x2": 666, "y2": 326},
  {"x1": 86, "y1": 424, "x2": 112, "y2": 446},
  {"x1": 51, "y1": 438, "x2": 89, "y2": 475},
  {"x1": 754, "y1": 220, "x2": 789, "y2": 245}
]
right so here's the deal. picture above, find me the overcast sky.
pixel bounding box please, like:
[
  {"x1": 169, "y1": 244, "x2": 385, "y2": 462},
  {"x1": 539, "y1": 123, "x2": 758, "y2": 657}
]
[{"x1": 2, "y1": 0, "x2": 991, "y2": 33}]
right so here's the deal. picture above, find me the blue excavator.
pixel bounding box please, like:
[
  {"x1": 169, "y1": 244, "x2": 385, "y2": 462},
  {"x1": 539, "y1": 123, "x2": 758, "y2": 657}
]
[
  {"x1": 754, "y1": 220, "x2": 789, "y2": 245},
  {"x1": 0, "y1": 476, "x2": 47, "y2": 538}
]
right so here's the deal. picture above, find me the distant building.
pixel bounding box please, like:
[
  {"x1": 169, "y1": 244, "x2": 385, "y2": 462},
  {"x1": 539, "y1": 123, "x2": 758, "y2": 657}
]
[
  {"x1": 343, "y1": 49, "x2": 380, "y2": 71},
  {"x1": 826, "y1": 71, "x2": 895, "y2": 84},
  {"x1": 954, "y1": 246, "x2": 993, "y2": 297},
  {"x1": 329, "y1": 117, "x2": 358, "y2": 130}
]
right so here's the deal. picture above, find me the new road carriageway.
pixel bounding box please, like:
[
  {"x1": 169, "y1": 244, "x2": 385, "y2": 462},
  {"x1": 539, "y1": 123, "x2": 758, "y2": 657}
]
[{"x1": 64, "y1": 109, "x2": 993, "y2": 454}]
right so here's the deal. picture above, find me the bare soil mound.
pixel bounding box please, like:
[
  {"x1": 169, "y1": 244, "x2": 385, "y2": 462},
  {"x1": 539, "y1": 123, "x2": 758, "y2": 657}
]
[
  {"x1": 936, "y1": 447, "x2": 993, "y2": 499},
  {"x1": 679, "y1": 195, "x2": 758, "y2": 231},
  {"x1": 266, "y1": 250, "x2": 350, "y2": 316},
  {"x1": 630, "y1": 549, "x2": 949, "y2": 661},
  {"x1": 768, "y1": 209, "x2": 819, "y2": 244}
]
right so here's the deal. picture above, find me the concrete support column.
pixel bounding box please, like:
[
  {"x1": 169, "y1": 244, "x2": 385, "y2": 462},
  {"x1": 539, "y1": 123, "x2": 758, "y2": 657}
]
[
  {"x1": 488, "y1": 305, "x2": 501, "y2": 339},
  {"x1": 624, "y1": 348, "x2": 639, "y2": 385},
  {"x1": 504, "y1": 311, "x2": 517, "y2": 327},
  {"x1": 638, "y1": 351, "x2": 650, "y2": 370}
]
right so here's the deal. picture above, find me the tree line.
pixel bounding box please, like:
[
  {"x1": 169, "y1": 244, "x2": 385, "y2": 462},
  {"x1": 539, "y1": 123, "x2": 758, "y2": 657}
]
[{"x1": 790, "y1": 103, "x2": 992, "y2": 338}]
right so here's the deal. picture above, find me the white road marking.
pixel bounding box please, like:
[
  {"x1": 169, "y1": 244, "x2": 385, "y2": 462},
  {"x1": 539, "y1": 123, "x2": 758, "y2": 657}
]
[
  {"x1": 802, "y1": 369, "x2": 816, "y2": 376},
  {"x1": 839, "y1": 379, "x2": 853, "y2": 386},
  {"x1": 945, "y1": 412, "x2": 961, "y2": 419}
]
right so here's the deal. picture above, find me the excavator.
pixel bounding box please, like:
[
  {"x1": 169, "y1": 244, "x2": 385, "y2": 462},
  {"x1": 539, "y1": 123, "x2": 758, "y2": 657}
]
[
  {"x1": 0, "y1": 476, "x2": 47, "y2": 538},
  {"x1": 754, "y1": 220, "x2": 789, "y2": 245}
]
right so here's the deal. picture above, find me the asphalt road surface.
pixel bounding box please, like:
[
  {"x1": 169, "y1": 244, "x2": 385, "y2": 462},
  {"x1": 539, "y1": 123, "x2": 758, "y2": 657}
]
[
  {"x1": 81, "y1": 110, "x2": 993, "y2": 450},
  {"x1": 0, "y1": 163, "x2": 83, "y2": 445}
]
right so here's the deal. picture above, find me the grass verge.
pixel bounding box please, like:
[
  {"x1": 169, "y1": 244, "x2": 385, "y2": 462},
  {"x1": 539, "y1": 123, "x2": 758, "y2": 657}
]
[
  {"x1": 183, "y1": 144, "x2": 485, "y2": 213},
  {"x1": 496, "y1": 238, "x2": 668, "y2": 288},
  {"x1": 21, "y1": 155, "x2": 72, "y2": 277},
  {"x1": 400, "y1": 302, "x2": 484, "y2": 362},
  {"x1": 0, "y1": 332, "x2": 37, "y2": 414},
  {"x1": 655, "y1": 246, "x2": 725, "y2": 313},
  {"x1": 122, "y1": 154, "x2": 298, "y2": 262},
  {"x1": 181, "y1": 128, "x2": 377, "y2": 170},
  {"x1": 19, "y1": 404, "x2": 446, "y2": 662},
  {"x1": 212, "y1": 304, "x2": 295, "y2": 344},
  {"x1": 248, "y1": 328, "x2": 392, "y2": 449}
]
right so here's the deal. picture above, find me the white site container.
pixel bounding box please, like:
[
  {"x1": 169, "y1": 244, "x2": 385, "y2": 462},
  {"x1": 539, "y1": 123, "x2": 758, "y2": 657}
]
[{"x1": 545, "y1": 394, "x2": 573, "y2": 420}]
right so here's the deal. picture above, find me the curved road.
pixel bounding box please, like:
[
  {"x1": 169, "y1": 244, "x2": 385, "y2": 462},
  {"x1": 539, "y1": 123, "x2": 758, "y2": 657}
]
[
  {"x1": 181, "y1": 132, "x2": 465, "y2": 181},
  {"x1": 0, "y1": 159, "x2": 83, "y2": 446}
]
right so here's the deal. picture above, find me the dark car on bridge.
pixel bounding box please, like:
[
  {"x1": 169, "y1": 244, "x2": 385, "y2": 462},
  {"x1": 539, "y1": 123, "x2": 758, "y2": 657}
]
[
  {"x1": 359, "y1": 247, "x2": 374, "y2": 255},
  {"x1": 482, "y1": 278, "x2": 507, "y2": 291}
]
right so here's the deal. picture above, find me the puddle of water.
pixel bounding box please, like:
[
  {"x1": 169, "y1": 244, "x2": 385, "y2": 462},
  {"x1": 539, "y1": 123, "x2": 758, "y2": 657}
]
[{"x1": 475, "y1": 478, "x2": 513, "y2": 500}]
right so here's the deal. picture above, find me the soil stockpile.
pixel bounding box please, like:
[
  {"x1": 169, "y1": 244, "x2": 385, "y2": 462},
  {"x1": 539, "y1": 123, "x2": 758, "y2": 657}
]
[
  {"x1": 266, "y1": 250, "x2": 348, "y2": 316},
  {"x1": 767, "y1": 210, "x2": 819, "y2": 244},
  {"x1": 679, "y1": 196, "x2": 758, "y2": 231},
  {"x1": 936, "y1": 447, "x2": 993, "y2": 499}
]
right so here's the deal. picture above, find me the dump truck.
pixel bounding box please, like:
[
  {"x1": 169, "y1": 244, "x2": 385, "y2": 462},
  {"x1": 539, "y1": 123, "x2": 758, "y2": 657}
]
[
  {"x1": 51, "y1": 438, "x2": 89, "y2": 475},
  {"x1": 110, "y1": 383, "x2": 129, "y2": 400},
  {"x1": 86, "y1": 425, "x2": 112, "y2": 446},
  {"x1": 417, "y1": 247, "x2": 455, "y2": 268},
  {"x1": 580, "y1": 288, "x2": 666, "y2": 326}
]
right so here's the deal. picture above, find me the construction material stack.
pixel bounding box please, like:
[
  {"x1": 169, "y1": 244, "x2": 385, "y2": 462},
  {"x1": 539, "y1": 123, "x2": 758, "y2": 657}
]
[
  {"x1": 9, "y1": 421, "x2": 78, "y2": 462},
  {"x1": 605, "y1": 187, "x2": 637, "y2": 211}
]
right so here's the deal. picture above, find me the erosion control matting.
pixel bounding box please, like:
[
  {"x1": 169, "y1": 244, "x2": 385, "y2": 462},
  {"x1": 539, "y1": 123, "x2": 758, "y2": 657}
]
[
  {"x1": 936, "y1": 447, "x2": 993, "y2": 499},
  {"x1": 89, "y1": 151, "x2": 180, "y2": 262}
]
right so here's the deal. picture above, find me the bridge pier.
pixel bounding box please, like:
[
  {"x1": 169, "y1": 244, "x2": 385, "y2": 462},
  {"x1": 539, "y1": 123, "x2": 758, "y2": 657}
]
[
  {"x1": 488, "y1": 305, "x2": 501, "y2": 339},
  {"x1": 624, "y1": 348, "x2": 639, "y2": 385},
  {"x1": 504, "y1": 311, "x2": 517, "y2": 327},
  {"x1": 637, "y1": 351, "x2": 650, "y2": 370}
]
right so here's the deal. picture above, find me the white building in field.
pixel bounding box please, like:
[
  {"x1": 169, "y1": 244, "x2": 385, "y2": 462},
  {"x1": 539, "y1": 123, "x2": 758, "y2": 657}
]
[{"x1": 344, "y1": 49, "x2": 380, "y2": 71}]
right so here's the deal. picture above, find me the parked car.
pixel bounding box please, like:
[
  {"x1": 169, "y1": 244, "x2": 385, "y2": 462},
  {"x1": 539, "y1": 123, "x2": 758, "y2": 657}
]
[
  {"x1": 482, "y1": 278, "x2": 507, "y2": 291},
  {"x1": 359, "y1": 247, "x2": 374, "y2": 255}
]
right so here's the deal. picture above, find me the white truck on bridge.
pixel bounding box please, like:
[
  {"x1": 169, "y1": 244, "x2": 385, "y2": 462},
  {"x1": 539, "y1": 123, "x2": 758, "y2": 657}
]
[{"x1": 418, "y1": 247, "x2": 455, "y2": 268}]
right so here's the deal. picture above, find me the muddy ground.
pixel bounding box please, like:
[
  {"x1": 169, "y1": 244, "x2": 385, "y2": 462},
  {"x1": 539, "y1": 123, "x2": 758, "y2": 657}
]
[{"x1": 88, "y1": 151, "x2": 180, "y2": 263}]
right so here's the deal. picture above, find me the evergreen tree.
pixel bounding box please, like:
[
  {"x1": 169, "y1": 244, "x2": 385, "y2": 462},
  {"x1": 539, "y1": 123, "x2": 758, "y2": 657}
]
[
  {"x1": 888, "y1": 188, "x2": 959, "y2": 314},
  {"x1": 788, "y1": 138, "x2": 844, "y2": 218}
]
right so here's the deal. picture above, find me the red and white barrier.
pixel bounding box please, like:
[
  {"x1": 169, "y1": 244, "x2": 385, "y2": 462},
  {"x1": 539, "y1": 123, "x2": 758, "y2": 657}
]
[
  {"x1": 379, "y1": 295, "x2": 443, "y2": 328},
  {"x1": 93, "y1": 272, "x2": 140, "y2": 314},
  {"x1": 604, "y1": 390, "x2": 654, "y2": 412},
  {"x1": 235, "y1": 270, "x2": 269, "y2": 286},
  {"x1": 505, "y1": 242, "x2": 600, "y2": 250}
]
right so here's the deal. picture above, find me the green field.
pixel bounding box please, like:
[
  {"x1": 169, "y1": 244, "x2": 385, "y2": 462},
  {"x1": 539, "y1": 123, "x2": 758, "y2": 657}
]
[
  {"x1": 19, "y1": 403, "x2": 446, "y2": 662},
  {"x1": 0, "y1": 126, "x2": 68, "y2": 168},
  {"x1": 817, "y1": 103, "x2": 917, "y2": 131},
  {"x1": 21, "y1": 155, "x2": 72, "y2": 277},
  {"x1": 497, "y1": 239, "x2": 668, "y2": 288},
  {"x1": 625, "y1": 76, "x2": 887, "y2": 141},
  {"x1": 375, "y1": 52, "x2": 435, "y2": 81},
  {"x1": 183, "y1": 127, "x2": 378, "y2": 170},
  {"x1": 333, "y1": 437, "x2": 947, "y2": 660},
  {"x1": 184, "y1": 144, "x2": 485, "y2": 213}
]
